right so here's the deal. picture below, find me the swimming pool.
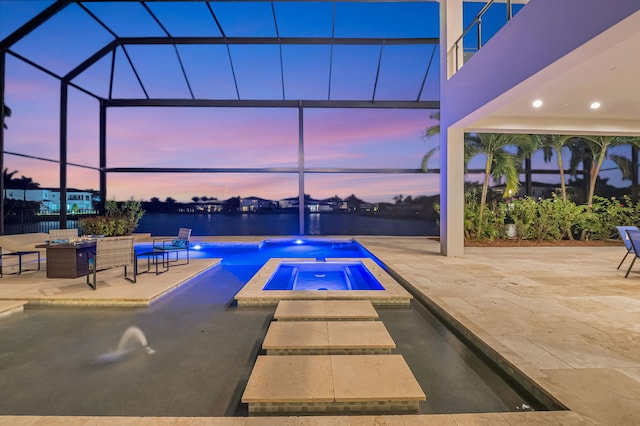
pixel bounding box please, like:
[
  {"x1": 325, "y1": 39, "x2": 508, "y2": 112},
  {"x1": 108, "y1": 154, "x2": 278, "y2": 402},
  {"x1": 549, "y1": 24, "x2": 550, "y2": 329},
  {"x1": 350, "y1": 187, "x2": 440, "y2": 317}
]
[
  {"x1": 0, "y1": 238, "x2": 546, "y2": 417},
  {"x1": 138, "y1": 238, "x2": 375, "y2": 265},
  {"x1": 263, "y1": 261, "x2": 385, "y2": 291}
]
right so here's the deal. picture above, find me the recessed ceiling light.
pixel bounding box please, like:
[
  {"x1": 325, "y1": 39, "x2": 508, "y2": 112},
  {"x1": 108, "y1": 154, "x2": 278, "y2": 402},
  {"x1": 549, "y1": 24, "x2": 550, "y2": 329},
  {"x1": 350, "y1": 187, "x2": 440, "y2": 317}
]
[
  {"x1": 532, "y1": 99, "x2": 543, "y2": 108},
  {"x1": 590, "y1": 101, "x2": 601, "y2": 109}
]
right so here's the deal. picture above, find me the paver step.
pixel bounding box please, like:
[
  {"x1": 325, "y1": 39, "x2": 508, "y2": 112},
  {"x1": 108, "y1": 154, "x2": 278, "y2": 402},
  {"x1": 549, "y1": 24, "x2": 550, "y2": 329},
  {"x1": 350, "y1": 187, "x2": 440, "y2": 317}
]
[
  {"x1": 242, "y1": 354, "x2": 426, "y2": 415},
  {"x1": 274, "y1": 299, "x2": 379, "y2": 321},
  {"x1": 263, "y1": 320, "x2": 396, "y2": 355}
]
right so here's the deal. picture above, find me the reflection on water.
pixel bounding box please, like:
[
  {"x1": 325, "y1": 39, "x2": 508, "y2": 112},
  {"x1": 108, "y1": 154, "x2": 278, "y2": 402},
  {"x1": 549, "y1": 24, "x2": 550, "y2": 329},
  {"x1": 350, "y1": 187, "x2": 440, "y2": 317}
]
[{"x1": 135, "y1": 213, "x2": 438, "y2": 236}]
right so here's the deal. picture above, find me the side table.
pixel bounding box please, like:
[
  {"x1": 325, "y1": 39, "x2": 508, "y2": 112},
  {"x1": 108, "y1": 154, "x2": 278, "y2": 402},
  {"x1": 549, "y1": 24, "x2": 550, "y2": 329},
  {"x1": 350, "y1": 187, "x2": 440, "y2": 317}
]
[{"x1": 136, "y1": 251, "x2": 169, "y2": 275}]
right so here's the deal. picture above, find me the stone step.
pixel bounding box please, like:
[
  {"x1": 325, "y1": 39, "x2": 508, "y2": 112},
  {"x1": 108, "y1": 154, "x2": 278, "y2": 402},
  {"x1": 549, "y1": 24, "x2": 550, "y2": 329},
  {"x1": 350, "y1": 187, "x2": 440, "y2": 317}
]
[
  {"x1": 242, "y1": 354, "x2": 426, "y2": 415},
  {"x1": 263, "y1": 321, "x2": 396, "y2": 355},
  {"x1": 273, "y1": 299, "x2": 379, "y2": 321}
]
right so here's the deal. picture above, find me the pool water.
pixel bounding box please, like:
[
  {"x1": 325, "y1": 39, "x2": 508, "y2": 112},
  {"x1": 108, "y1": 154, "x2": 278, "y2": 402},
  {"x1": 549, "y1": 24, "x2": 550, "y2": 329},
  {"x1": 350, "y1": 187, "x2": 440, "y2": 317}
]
[
  {"x1": 263, "y1": 261, "x2": 385, "y2": 291},
  {"x1": 0, "y1": 238, "x2": 546, "y2": 417},
  {"x1": 138, "y1": 238, "x2": 374, "y2": 266}
]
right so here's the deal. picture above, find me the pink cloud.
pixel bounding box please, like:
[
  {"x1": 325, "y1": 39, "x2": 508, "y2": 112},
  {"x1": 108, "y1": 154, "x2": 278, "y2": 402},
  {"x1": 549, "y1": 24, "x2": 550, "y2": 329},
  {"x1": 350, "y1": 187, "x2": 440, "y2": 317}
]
[{"x1": 5, "y1": 59, "x2": 440, "y2": 204}]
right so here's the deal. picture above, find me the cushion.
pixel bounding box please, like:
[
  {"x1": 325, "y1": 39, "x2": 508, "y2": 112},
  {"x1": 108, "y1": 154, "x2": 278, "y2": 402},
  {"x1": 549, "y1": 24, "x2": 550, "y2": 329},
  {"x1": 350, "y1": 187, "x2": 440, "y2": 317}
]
[{"x1": 171, "y1": 239, "x2": 188, "y2": 249}]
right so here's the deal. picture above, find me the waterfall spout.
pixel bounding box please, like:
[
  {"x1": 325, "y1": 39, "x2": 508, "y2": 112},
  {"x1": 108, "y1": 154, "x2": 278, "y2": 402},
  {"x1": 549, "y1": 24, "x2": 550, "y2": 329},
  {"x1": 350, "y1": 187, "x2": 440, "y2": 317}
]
[{"x1": 94, "y1": 326, "x2": 154, "y2": 364}]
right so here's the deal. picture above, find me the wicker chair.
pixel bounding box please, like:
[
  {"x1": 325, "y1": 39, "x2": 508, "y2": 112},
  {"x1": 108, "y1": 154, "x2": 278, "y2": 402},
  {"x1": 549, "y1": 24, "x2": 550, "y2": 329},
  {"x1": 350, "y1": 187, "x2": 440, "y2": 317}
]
[
  {"x1": 153, "y1": 227, "x2": 191, "y2": 266},
  {"x1": 86, "y1": 236, "x2": 136, "y2": 290},
  {"x1": 49, "y1": 228, "x2": 79, "y2": 242}
]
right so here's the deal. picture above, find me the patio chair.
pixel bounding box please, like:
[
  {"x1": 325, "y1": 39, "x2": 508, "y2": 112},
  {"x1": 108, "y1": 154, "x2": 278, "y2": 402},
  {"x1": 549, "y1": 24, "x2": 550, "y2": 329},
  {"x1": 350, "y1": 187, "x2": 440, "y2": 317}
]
[
  {"x1": 624, "y1": 229, "x2": 640, "y2": 278},
  {"x1": 616, "y1": 226, "x2": 639, "y2": 269},
  {"x1": 49, "y1": 228, "x2": 79, "y2": 243},
  {"x1": 152, "y1": 228, "x2": 191, "y2": 266},
  {"x1": 87, "y1": 236, "x2": 136, "y2": 290}
]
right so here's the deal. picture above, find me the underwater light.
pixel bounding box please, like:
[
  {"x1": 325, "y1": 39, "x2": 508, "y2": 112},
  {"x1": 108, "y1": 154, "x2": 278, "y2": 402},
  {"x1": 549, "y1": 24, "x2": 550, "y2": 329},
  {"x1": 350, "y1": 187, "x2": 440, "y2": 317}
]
[
  {"x1": 192, "y1": 244, "x2": 202, "y2": 250},
  {"x1": 295, "y1": 239, "x2": 304, "y2": 244}
]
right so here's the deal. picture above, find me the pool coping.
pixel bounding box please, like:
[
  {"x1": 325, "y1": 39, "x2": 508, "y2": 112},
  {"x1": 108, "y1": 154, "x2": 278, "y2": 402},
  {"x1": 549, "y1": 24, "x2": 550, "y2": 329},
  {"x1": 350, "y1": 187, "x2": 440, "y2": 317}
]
[{"x1": 234, "y1": 257, "x2": 413, "y2": 307}]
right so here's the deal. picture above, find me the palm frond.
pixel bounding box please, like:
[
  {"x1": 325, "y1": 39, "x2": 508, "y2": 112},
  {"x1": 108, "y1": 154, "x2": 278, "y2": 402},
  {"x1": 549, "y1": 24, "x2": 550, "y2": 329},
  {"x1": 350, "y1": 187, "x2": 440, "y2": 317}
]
[
  {"x1": 541, "y1": 146, "x2": 554, "y2": 163},
  {"x1": 567, "y1": 137, "x2": 590, "y2": 176},
  {"x1": 2, "y1": 103, "x2": 11, "y2": 130},
  {"x1": 421, "y1": 147, "x2": 439, "y2": 172},
  {"x1": 490, "y1": 149, "x2": 520, "y2": 197},
  {"x1": 424, "y1": 111, "x2": 440, "y2": 137},
  {"x1": 609, "y1": 154, "x2": 633, "y2": 180}
]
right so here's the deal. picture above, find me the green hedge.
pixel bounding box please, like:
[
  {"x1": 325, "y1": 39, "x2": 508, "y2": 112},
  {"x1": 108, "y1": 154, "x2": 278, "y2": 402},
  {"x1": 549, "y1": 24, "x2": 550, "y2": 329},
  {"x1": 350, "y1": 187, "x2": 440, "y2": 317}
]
[{"x1": 463, "y1": 193, "x2": 639, "y2": 241}]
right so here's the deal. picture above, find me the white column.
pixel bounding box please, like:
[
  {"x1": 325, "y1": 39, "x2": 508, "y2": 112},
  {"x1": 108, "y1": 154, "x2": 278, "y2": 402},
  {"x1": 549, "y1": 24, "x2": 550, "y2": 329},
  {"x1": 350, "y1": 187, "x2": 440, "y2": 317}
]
[{"x1": 439, "y1": 0, "x2": 465, "y2": 256}]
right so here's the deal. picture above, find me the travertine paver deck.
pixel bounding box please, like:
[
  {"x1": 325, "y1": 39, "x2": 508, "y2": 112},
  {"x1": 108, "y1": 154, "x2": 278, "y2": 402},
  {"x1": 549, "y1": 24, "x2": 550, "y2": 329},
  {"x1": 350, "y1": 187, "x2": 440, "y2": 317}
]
[
  {"x1": 273, "y1": 299, "x2": 379, "y2": 321},
  {"x1": 0, "y1": 258, "x2": 219, "y2": 306},
  {"x1": 0, "y1": 236, "x2": 631, "y2": 424},
  {"x1": 262, "y1": 321, "x2": 396, "y2": 355},
  {"x1": 242, "y1": 354, "x2": 425, "y2": 415}
]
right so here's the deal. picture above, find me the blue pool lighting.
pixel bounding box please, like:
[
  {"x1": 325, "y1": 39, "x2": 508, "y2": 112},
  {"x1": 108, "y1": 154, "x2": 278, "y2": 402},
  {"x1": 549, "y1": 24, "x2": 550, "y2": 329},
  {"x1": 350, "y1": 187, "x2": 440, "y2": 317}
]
[{"x1": 263, "y1": 261, "x2": 384, "y2": 291}]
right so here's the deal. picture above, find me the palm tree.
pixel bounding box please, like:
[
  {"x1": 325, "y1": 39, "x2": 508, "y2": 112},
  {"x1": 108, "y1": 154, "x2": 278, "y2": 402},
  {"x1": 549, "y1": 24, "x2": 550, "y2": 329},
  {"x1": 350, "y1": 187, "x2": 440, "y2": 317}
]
[
  {"x1": 576, "y1": 135, "x2": 637, "y2": 210},
  {"x1": 514, "y1": 134, "x2": 540, "y2": 197},
  {"x1": 599, "y1": 137, "x2": 640, "y2": 202},
  {"x1": 421, "y1": 111, "x2": 440, "y2": 172},
  {"x1": 3, "y1": 168, "x2": 18, "y2": 187},
  {"x1": 421, "y1": 111, "x2": 477, "y2": 173},
  {"x1": 537, "y1": 134, "x2": 573, "y2": 202},
  {"x1": 466, "y1": 133, "x2": 530, "y2": 236}
]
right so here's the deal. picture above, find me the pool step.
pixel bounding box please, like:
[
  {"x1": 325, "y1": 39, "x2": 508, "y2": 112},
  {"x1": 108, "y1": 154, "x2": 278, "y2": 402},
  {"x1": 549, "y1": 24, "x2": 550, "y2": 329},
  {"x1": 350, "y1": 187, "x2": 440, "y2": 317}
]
[
  {"x1": 274, "y1": 299, "x2": 379, "y2": 321},
  {"x1": 242, "y1": 354, "x2": 426, "y2": 415},
  {"x1": 0, "y1": 300, "x2": 28, "y2": 319},
  {"x1": 263, "y1": 321, "x2": 396, "y2": 355}
]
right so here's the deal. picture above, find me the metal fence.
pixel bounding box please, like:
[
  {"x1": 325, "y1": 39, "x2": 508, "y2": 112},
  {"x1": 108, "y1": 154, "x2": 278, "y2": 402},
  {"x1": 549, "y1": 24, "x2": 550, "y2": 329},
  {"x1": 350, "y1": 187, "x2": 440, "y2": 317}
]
[{"x1": 3, "y1": 209, "x2": 90, "y2": 235}]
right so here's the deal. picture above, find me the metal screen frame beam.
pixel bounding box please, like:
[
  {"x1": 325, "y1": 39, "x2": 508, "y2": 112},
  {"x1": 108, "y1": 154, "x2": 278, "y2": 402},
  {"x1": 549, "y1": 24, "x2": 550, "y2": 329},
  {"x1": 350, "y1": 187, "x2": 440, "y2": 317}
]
[
  {"x1": 118, "y1": 36, "x2": 438, "y2": 46},
  {"x1": 104, "y1": 99, "x2": 438, "y2": 109},
  {"x1": 0, "y1": 0, "x2": 73, "y2": 51}
]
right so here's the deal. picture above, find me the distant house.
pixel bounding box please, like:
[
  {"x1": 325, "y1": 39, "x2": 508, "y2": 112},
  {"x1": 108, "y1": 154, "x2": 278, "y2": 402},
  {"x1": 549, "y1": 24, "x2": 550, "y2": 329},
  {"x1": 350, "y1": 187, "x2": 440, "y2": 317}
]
[
  {"x1": 280, "y1": 197, "x2": 338, "y2": 212},
  {"x1": 198, "y1": 201, "x2": 224, "y2": 213},
  {"x1": 240, "y1": 196, "x2": 275, "y2": 212},
  {"x1": 3, "y1": 188, "x2": 96, "y2": 214},
  {"x1": 306, "y1": 198, "x2": 333, "y2": 212},
  {"x1": 279, "y1": 197, "x2": 299, "y2": 209},
  {"x1": 358, "y1": 203, "x2": 378, "y2": 213}
]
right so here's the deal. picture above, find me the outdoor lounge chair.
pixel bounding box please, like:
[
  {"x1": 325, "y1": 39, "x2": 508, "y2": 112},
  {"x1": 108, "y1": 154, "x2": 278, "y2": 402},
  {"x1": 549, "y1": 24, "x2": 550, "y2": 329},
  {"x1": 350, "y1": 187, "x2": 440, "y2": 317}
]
[
  {"x1": 616, "y1": 226, "x2": 639, "y2": 269},
  {"x1": 152, "y1": 228, "x2": 191, "y2": 266},
  {"x1": 87, "y1": 236, "x2": 136, "y2": 290},
  {"x1": 624, "y1": 229, "x2": 640, "y2": 278},
  {"x1": 49, "y1": 228, "x2": 79, "y2": 242}
]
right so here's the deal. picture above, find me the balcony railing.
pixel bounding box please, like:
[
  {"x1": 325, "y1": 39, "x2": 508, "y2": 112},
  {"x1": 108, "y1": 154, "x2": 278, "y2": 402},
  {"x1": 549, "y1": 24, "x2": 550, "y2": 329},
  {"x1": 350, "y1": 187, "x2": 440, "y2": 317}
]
[{"x1": 450, "y1": 0, "x2": 525, "y2": 75}]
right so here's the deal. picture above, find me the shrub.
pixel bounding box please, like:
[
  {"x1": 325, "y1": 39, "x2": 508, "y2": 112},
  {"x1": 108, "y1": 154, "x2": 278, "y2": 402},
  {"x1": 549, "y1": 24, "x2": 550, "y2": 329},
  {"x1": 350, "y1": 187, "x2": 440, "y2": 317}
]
[
  {"x1": 464, "y1": 191, "x2": 502, "y2": 240},
  {"x1": 463, "y1": 191, "x2": 635, "y2": 242},
  {"x1": 79, "y1": 199, "x2": 144, "y2": 237},
  {"x1": 506, "y1": 197, "x2": 537, "y2": 240}
]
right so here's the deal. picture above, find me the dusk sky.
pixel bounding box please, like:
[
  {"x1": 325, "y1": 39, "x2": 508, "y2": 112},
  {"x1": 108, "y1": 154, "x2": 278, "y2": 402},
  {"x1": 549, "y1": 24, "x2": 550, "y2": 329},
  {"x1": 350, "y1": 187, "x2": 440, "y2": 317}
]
[{"x1": 0, "y1": 1, "x2": 631, "y2": 203}]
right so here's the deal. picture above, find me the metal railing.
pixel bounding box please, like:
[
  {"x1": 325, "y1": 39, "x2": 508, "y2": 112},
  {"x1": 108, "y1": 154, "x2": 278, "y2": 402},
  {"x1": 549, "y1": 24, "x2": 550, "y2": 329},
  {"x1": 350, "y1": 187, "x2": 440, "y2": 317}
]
[{"x1": 451, "y1": 0, "x2": 519, "y2": 73}]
